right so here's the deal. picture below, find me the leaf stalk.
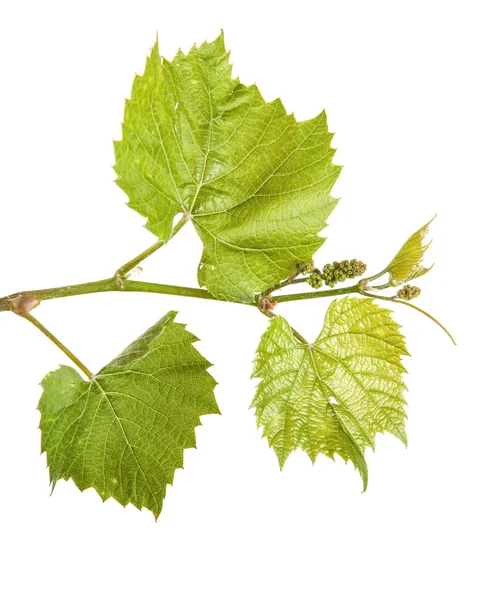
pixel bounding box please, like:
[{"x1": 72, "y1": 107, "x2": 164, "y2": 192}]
[{"x1": 21, "y1": 313, "x2": 94, "y2": 379}]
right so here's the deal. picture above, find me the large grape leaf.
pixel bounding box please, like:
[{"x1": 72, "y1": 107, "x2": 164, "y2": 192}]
[
  {"x1": 251, "y1": 298, "x2": 409, "y2": 488},
  {"x1": 387, "y1": 217, "x2": 434, "y2": 286},
  {"x1": 38, "y1": 311, "x2": 218, "y2": 518},
  {"x1": 114, "y1": 33, "x2": 340, "y2": 302}
]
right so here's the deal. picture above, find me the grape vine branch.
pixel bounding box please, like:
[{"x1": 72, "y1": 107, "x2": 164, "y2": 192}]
[
  {"x1": 0, "y1": 238, "x2": 455, "y2": 346},
  {"x1": 0, "y1": 32, "x2": 455, "y2": 518}
]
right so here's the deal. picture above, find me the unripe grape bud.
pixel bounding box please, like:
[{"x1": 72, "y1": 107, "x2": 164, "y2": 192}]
[
  {"x1": 395, "y1": 285, "x2": 421, "y2": 301},
  {"x1": 306, "y1": 269, "x2": 323, "y2": 289}
]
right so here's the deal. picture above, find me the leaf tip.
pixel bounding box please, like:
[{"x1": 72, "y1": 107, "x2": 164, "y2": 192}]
[
  {"x1": 49, "y1": 479, "x2": 58, "y2": 496},
  {"x1": 277, "y1": 453, "x2": 288, "y2": 471}
]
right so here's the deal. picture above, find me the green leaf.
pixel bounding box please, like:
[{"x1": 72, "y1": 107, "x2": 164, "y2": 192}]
[
  {"x1": 251, "y1": 298, "x2": 409, "y2": 489},
  {"x1": 114, "y1": 33, "x2": 340, "y2": 302},
  {"x1": 38, "y1": 311, "x2": 218, "y2": 518},
  {"x1": 387, "y1": 217, "x2": 434, "y2": 286}
]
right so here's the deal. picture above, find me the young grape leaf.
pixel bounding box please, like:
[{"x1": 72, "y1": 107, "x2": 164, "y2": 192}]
[
  {"x1": 387, "y1": 217, "x2": 434, "y2": 285},
  {"x1": 114, "y1": 33, "x2": 341, "y2": 302},
  {"x1": 251, "y1": 298, "x2": 409, "y2": 488},
  {"x1": 38, "y1": 311, "x2": 218, "y2": 519}
]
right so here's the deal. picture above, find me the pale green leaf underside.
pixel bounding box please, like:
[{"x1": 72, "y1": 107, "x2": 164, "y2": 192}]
[
  {"x1": 38, "y1": 312, "x2": 218, "y2": 518},
  {"x1": 387, "y1": 217, "x2": 434, "y2": 286},
  {"x1": 114, "y1": 33, "x2": 340, "y2": 302},
  {"x1": 251, "y1": 298, "x2": 409, "y2": 489}
]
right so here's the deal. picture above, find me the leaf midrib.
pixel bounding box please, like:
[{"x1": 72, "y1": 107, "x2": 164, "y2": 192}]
[
  {"x1": 91, "y1": 378, "x2": 158, "y2": 509},
  {"x1": 307, "y1": 347, "x2": 375, "y2": 450}
]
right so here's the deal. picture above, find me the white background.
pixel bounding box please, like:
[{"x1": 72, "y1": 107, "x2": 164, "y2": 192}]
[{"x1": 0, "y1": 1, "x2": 484, "y2": 598}]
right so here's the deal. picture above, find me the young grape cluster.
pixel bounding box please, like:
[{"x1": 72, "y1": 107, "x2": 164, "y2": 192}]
[
  {"x1": 395, "y1": 284, "x2": 421, "y2": 300},
  {"x1": 306, "y1": 259, "x2": 367, "y2": 289}
]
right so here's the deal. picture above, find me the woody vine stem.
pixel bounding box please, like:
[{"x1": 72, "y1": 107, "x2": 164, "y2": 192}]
[{"x1": 0, "y1": 234, "x2": 455, "y2": 376}]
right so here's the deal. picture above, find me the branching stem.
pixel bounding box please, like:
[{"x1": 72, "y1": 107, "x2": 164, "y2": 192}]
[
  {"x1": 262, "y1": 276, "x2": 308, "y2": 295},
  {"x1": 274, "y1": 282, "x2": 361, "y2": 303},
  {"x1": 0, "y1": 241, "x2": 454, "y2": 348},
  {"x1": 0, "y1": 277, "x2": 224, "y2": 311}
]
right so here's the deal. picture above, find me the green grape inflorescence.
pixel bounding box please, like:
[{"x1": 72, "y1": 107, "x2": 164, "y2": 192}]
[
  {"x1": 322, "y1": 259, "x2": 367, "y2": 287},
  {"x1": 307, "y1": 269, "x2": 324, "y2": 289},
  {"x1": 306, "y1": 259, "x2": 367, "y2": 289},
  {"x1": 395, "y1": 284, "x2": 421, "y2": 301}
]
